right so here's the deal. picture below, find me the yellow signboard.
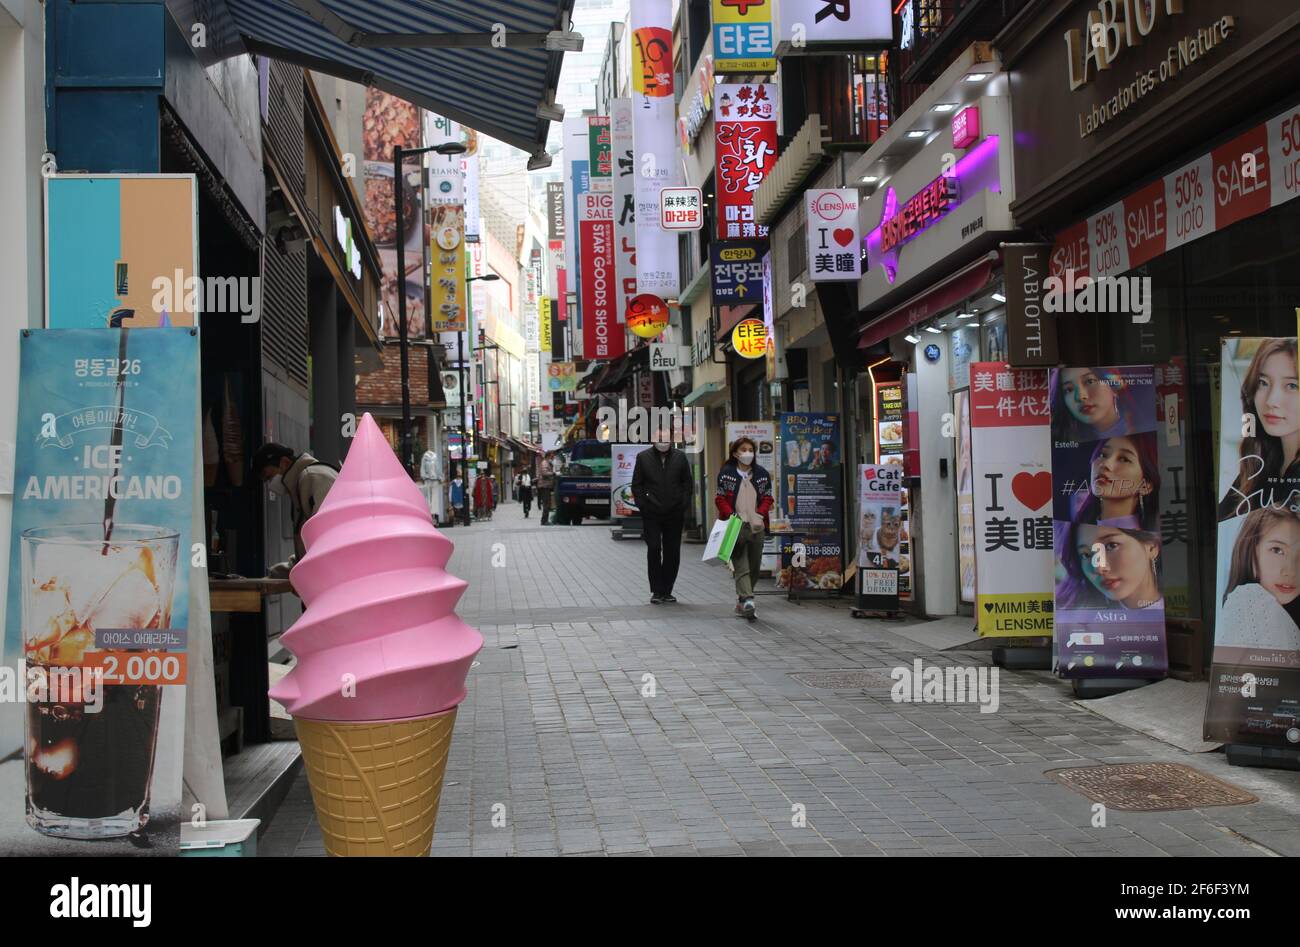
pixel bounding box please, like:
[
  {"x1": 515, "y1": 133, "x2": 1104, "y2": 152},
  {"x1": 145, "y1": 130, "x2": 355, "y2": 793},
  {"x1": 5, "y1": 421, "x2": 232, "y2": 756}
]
[
  {"x1": 541, "y1": 297, "x2": 552, "y2": 351},
  {"x1": 430, "y1": 206, "x2": 466, "y2": 332},
  {"x1": 731, "y1": 318, "x2": 768, "y2": 359},
  {"x1": 712, "y1": 0, "x2": 777, "y2": 75}
]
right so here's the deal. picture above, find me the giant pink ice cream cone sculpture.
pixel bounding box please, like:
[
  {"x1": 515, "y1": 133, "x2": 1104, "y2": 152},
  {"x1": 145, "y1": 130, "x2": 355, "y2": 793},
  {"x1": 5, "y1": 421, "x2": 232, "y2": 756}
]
[{"x1": 270, "y1": 413, "x2": 482, "y2": 855}]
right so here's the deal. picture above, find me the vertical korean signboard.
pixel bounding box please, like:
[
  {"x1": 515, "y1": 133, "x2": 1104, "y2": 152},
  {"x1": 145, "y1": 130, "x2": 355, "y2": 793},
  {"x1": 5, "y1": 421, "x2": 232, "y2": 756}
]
[
  {"x1": 715, "y1": 83, "x2": 777, "y2": 240},
  {"x1": 970, "y1": 364, "x2": 1054, "y2": 637},
  {"x1": 1204, "y1": 337, "x2": 1300, "y2": 750},
  {"x1": 579, "y1": 190, "x2": 622, "y2": 361},
  {"x1": 426, "y1": 114, "x2": 466, "y2": 334},
  {"x1": 804, "y1": 188, "x2": 860, "y2": 281},
  {"x1": 611, "y1": 98, "x2": 639, "y2": 324},
  {"x1": 3, "y1": 329, "x2": 195, "y2": 855},
  {"x1": 1049, "y1": 365, "x2": 1166, "y2": 677},
  {"x1": 713, "y1": 0, "x2": 776, "y2": 74},
  {"x1": 630, "y1": 0, "x2": 680, "y2": 298},
  {"x1": 777, "y1": 413, "x2": 843, "y2": 592}
]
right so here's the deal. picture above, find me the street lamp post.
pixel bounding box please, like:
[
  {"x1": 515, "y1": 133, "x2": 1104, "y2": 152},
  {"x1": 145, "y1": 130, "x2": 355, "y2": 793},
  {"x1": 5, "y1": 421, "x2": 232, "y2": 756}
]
[
  {"x1": 461, "y1": 273, "x2": 499, "y2": 522},
  {"x1": 393, "y1": 139, "x2": 466, "y2": 476}
]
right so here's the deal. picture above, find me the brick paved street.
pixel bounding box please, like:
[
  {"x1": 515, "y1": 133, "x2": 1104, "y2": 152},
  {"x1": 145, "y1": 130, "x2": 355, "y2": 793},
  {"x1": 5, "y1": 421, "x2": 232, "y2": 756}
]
[{"x1": 262, "y1": 502, "x2": 1300, "y2": 857}]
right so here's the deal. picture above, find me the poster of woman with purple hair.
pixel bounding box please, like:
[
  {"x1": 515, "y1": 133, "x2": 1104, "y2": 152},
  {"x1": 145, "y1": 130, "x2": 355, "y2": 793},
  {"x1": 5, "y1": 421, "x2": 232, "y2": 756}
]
[{"x1": 1050, "y1": 365, "x2": 1168, "y2": 680}]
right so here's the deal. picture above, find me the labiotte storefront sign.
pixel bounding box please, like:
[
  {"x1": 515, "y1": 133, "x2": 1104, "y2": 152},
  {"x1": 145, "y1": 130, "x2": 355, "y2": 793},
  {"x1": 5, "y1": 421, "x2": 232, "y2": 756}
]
[{"x1": 1002, "y1": 0, "x2": 1300, "y2": 226}]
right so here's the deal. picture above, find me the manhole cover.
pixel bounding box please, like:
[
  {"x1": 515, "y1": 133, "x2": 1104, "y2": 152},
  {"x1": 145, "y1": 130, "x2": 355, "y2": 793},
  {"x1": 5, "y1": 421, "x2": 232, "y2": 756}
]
[
  {"x1": 1046, "y1": 762, "x2": 1258, "y2": 812},
  {"x1": 789, "y1": 670, "x2": 896, "y2": 690}
]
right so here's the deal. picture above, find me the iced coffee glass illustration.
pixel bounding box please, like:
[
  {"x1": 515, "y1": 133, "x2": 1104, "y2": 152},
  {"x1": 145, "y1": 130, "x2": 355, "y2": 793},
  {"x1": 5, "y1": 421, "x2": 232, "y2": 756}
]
[{"x1": 21, "y1": 524, "x2": 178, "y2": 839}]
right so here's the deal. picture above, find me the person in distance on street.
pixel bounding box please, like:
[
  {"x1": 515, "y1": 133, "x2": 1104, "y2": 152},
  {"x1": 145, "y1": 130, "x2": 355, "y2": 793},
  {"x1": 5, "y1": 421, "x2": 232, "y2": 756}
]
[
  {"x1": 631, "y1": 426, "x2": 693, "y2": 604},
  {"x1": 716, "y1": 436, "x2": 773, "y2": 621}
]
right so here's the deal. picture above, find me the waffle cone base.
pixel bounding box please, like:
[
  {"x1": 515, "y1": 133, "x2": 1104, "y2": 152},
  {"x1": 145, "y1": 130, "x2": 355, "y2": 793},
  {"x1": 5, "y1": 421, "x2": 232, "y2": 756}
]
[{"x1": 294, "y1": 709, "x2": 457, "y2": 857}]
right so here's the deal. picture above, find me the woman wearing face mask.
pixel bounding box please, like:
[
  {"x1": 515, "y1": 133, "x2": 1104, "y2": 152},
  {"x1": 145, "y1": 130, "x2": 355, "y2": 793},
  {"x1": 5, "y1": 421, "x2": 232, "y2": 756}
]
[
  {"x1": 716, "y1": 437, "x2": 773, "y2": 621},
  {"x1": 1217, "y1": 506, "x2": 1300, "y2": 657}
]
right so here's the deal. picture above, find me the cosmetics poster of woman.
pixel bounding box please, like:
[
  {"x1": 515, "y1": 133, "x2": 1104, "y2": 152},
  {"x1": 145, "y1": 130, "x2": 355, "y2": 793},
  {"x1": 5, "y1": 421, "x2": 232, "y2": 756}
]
[
  {"x1": 1203, "y1": 337, "x2": 1300, "y2": 748},
  {"x1": 1050, "y1": 365, "x2": 1168, "y2": 679}
]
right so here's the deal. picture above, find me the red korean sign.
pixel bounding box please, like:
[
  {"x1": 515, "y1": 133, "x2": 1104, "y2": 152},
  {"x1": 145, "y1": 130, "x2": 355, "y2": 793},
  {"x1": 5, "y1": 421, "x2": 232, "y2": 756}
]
[
  {"x1": 1049, "y1": 100, "x2": 1300, "y2": 278},
  {"x1": 715, "y1": 82, "x2": 777, "y2": 240},
  {"x1": 579, "y1": 191, "x2": 624, "y2": 360}
]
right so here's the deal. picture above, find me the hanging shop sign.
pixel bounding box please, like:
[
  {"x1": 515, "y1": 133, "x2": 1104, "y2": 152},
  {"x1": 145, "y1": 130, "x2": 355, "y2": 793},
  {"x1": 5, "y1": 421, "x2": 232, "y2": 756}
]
[
  {"x1": 561, "y1": 117, "x2": 589, "y2": 332},
  {"x1": 1049, "y1": 102, "x2": 1300, "y2": 280},
  {"x1": 334, "y1": 206, "x2": 363, "y2": 282},
  {"x1": 588, "y1": 115, "x2": 612, "y2": 182},
  {"x1": 649, "y1": 342, "x2": 682, "y2": 371},
  {"x1": 547, "y1": 181, "x2": 566, "y2": 241},
  {"x1": 4, "y1": 328, "x2": 196, "y2": 853},
  {"x1": 611, "y1": 99, "x2": 638, "y2": 325},
  {"x1": 631, "y1": 0, "x2": 681, "y2": 298},
  {"x1": 1049, "y1": 364, "x2": 1167, "y2": 677},
  {"x1": 1203, "y1": 337, "x2": 1300, "y2": 750},
  {"x1": 45, "y1": 176, "x2": 199, "y2": 329},
  {"x1": 731, "y1": 318, "x2": 768, "y2": 359},
  {"x1": 660, "y1": 186, "x2": 704, "y2": 231},
  {"x1": 951, "y1": 106, "x2": 981, "y2": 149},
  {"x1": 804, "y1": 188, "x2": 861, "y2": 282},
  {"x1": 1002, "y1": 243, "x2": 1059, "y2": 366},
  {"x1": 968, "y1": 364, "x2": 1054, "y2": 637},
  {"x1": 628, "y1": 293, "x2": 670, "y2": 339},
  {"x1": 540, "y1": 297, "x2": 553, "y2": 351},
  {"x1": 426, "y1": 113, "x2": 468, "y2": 334},
  {"x1": 777, "y1": 413, "x2": 843, "y2": 590},
  {"x1": 712, "y1": 0, "x2": 776, "y2": 74},
  {"x1": 779, "y1": 0, "x2": 893, "y2": 46},
  {"x1": 677, "y1": 55, "x2": 715, "y2": 154},
  {"x1": 548, "y1": 361, "x2": 578, "y2": 392},
  {"x1": 578, "y1": 190, "x2": 624, "y2": 361},
  {"x1": 715, "y1": 83, "x2": 778, "y2": 240},
  {"x1": 710, "y1": 241, "x2": 766, "y2": 305},
  {"x1": 857, "y1": 464, "x2": 904, "y2": 611}
]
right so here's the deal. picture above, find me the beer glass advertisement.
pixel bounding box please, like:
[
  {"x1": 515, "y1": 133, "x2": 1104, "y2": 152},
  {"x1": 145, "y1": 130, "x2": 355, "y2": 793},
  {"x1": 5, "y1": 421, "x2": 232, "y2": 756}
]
[
  {"x1": 969, "y1": 365, "x2": 1054, "y2": 637},
  {"x1": 1204, "y1": 338, "x2": 1300, "y2": 748},
  {"x1": 1, "y1": 329, "x2": 195, "y2": 854},
  {"x1": 1049, "y1": 365, "x2": 1167, "y2": 679},
  {"x1": 777, "y1": 413, "x2": 842, "y2": 590}
]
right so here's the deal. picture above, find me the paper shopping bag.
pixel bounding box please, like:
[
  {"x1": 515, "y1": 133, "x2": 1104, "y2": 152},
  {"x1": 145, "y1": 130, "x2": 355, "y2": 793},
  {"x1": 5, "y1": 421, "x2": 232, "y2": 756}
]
[{"x1": 703, "y1": 515, "x2": 743, "y2": 564}]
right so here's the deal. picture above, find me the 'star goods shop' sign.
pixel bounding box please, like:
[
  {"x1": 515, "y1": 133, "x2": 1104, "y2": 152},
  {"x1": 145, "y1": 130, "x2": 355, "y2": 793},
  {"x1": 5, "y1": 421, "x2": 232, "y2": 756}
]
[
  {"x1": 711, "y1": 241, "x2": 765, "y2": 305},
  {"x1": 805, "y1": 188, "x2": 860, "y2": 282}
]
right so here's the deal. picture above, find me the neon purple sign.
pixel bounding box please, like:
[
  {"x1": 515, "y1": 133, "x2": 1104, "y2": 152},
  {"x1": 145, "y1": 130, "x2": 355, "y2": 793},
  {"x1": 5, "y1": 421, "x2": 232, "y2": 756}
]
[{"x1": 864, "y1": 135, "x2": 1002, "y2": 284}]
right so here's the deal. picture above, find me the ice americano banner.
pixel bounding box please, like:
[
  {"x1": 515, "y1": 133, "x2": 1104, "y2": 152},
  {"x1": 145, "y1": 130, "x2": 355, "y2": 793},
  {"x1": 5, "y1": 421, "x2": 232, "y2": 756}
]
[{"x1": 1, "y1": 328, "x2": 195, "y2": 855}]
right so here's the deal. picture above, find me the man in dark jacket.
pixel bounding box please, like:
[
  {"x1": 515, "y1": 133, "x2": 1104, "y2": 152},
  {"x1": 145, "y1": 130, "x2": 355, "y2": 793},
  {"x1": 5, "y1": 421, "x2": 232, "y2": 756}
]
[{"x1": 631, "y1": 428, "x2": 694, "y2": 604}]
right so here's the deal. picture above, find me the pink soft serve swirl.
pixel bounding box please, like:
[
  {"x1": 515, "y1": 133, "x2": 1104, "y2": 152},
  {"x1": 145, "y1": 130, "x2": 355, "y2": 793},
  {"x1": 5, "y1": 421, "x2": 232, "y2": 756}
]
[{"x1": 269, "y1": 413, "x2": 483, "y2": 721}]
